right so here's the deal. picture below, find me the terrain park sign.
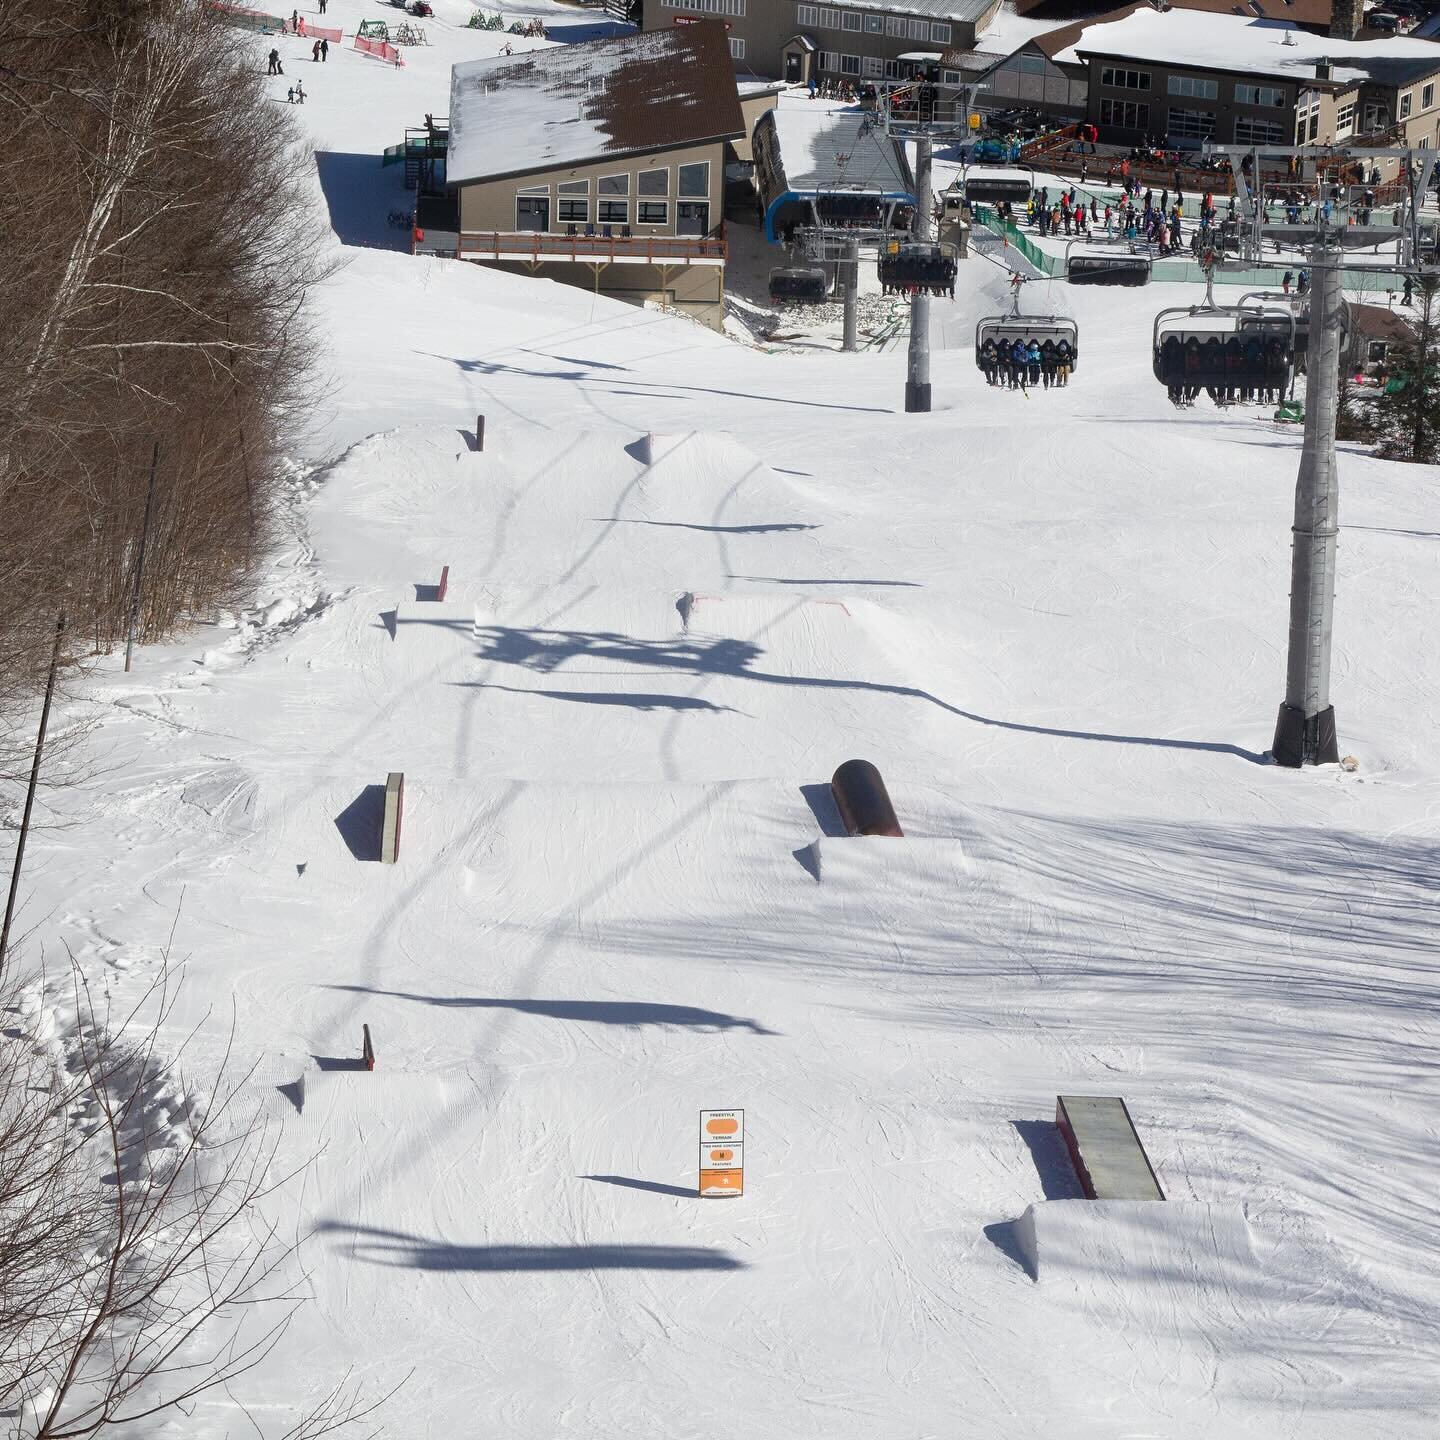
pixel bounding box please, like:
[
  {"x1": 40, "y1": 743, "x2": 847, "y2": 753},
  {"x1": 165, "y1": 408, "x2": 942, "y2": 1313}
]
[{"x1": 699, "y1": 1110, "x2": 743, "y2": 1197}]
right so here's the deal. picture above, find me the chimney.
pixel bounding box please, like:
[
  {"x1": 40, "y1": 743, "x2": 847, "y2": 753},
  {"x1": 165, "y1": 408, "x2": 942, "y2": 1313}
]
[
  {"x1": 1329, "y1": 0, "x2": 1362, "y2": 40},
  {"x1": 1316, "y1": 56, "x2": 1333, "y2": 79}
]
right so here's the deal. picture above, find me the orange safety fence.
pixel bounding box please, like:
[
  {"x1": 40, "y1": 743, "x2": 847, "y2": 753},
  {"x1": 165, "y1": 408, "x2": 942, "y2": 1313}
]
[{"x1": 354, "y1": 34, "x2": 405, "y2": 65}]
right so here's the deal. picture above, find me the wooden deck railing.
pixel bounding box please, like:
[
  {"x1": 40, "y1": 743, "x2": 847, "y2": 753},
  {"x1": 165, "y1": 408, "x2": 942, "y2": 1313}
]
[{"x1": 457, "y1": 229, "x2": 727, "y2": 263}]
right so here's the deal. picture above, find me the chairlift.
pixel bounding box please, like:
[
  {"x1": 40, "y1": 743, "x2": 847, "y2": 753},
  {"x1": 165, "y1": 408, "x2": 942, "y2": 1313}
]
[
  {"x1": 1065, "y1": 242, "x2": 1152, "y2": 286},
  {"x1": 974, "y1": 276, "x2": 1079, "y2": 380},
  {"x1": 961, "y1": 166, "x2": 1033, "y2": 207},
  {"x1": 1235, "y1": 289, "x2": 1348, "y2": 368},
  {"x1": 768, "y1": 266, "x2": 830, "y2": 304},
  {"x1": 877, "y1": 241, "x2": 957, "y2": 298},
  {"x1": 1152, "y1": 297, "x2": 1296, "y2": 407}
]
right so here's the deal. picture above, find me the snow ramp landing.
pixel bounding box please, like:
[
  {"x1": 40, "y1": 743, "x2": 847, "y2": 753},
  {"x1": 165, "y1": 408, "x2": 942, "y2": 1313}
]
[{"x1": 1003, "y1": 1199, "x2": 1420, "y2": 1433}]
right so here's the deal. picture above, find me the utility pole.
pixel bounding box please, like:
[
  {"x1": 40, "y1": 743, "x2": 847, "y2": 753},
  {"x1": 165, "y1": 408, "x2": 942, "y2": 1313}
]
[
  {"x1": 842, "y1": 236, "x2": 860, "y2": 353},
  {"x1": 124, "y1": 440, "x2": 159, "y2": 673},
  {"x1": 1273, "y1": 243, "x2": 1345, "y2": 767},
  {"x1": 1, "y1": 613, "x2": 65, "y2": 981},
  {"x1": 905, "y1": 133, "x2": 933, "y2": 413}
]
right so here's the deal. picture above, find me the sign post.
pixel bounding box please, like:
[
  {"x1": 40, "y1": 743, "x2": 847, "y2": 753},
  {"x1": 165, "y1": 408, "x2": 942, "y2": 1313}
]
[{"x1": 699, "y1": 1110, "x2": 743, "y2": 1197}]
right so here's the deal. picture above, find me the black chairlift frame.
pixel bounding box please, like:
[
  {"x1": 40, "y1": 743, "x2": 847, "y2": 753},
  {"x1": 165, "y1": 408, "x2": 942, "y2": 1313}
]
[
  {"x1": 1064, "y1": 238, "x2": 1153, "y2": 287},
  {"x1": 974, "y1": 275, "x2": 1079, "y2": 371}
]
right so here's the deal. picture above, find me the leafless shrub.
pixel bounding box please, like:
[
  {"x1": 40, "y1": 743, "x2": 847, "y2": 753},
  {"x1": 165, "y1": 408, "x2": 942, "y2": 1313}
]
[{"x1": 0, "y1": 964, "x2": 392, "y2": 1437}]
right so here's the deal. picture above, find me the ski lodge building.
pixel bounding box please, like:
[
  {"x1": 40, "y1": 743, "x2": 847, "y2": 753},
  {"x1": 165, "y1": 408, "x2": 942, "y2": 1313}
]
[
  {"x1": 643, "y1": 0, "x2": 1003, "y2": 88},
  {"x1": 439, "y1": 24, "x2": 744, "y2": 331}
]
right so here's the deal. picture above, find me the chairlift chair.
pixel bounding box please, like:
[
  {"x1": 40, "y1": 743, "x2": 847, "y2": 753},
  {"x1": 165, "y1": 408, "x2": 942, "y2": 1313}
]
[
  {"x1": 877, "y1": 241, "x2": 958, "y2": 297},
  {"x1": 974, "y1": 277, "x2": 1079, "y2": 376},
  {"x1": 768, "y1": 266, "x2": 830, "y2": 304},
  {"x1": 960, "y1": 166, "x2": 1034, "y2": 207},
  {"x1": 1065, "y1": 241, "x2": 1153, "y2": 286},
  {"x1": 1152, "y1": 299, "x2": 1296, "y2": 405}
]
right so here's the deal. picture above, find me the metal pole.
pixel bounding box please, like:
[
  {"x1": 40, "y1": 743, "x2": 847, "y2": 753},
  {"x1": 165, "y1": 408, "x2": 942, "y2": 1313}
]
[
  {"x1": 905, "y1": 133, "x2": 933, "y2": 413},
  {"x1": 1273, "y1": 244, "x2": 1344, "y2": 767},
  {"x1": 123, "y1": 440, "x2": 159, "y2": 673},
  {"x1": 842, "y1": 237, "x2": 859, "y2": 353},
  {"x1": 1, "y1": 613, "x2": 65, "y2": 981}
]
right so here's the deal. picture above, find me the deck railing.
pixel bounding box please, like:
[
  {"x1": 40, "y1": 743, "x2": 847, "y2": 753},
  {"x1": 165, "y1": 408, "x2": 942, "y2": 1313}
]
[{"x1": 456, "y1": 229, "x2": 727, "y2": 263}]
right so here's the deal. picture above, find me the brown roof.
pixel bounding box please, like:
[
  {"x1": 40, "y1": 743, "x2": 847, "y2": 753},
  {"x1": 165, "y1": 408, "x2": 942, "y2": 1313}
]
[
  {"x1": 448, "y1": 23, "x2": 744, "y2": 186},
  {"x1": 1347, "y1": 302, "x2": 1417, "y2": 341}
]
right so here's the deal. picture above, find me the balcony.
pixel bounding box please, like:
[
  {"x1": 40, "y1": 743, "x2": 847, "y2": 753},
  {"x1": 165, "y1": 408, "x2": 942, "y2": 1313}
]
[{"x1": 456, "y1": 227, "x2": 727, "y2": 267}]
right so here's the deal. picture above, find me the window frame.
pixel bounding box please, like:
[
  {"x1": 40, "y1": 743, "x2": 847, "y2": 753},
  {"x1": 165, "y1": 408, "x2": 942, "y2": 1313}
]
[
  {"x1": 597, "y1": 198, "x2": 629, "y2": 224},
  {"x1": 636, "y1": 200, "x2": 669, "y2": 225},
  {"x1": 677, "y1": 161, "x2": 710, "y2": 198}
]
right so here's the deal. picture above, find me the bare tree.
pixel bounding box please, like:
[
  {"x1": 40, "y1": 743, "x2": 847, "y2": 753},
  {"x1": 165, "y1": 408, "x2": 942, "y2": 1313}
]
[
  {"x1": 0, "y1": 0, "x2": 332, "y2": 726},
  {"x1": 0, "y1": 963, "x2": 392, "y2": 1437}
]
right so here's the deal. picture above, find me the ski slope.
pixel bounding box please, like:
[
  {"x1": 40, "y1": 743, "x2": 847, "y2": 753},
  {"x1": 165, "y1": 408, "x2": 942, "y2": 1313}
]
[{"x1": 9, "y1": 5, "x2": 1440, "y2": 1436}]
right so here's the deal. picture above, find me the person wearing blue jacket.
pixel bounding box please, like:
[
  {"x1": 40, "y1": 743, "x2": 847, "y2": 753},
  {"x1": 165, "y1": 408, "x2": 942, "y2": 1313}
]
[
  {"x1": 1009, "y1": 337, "x2": 1027, "y2": 389},
  {"x1": 1026, "y1": 339, "x2": 1042, "y2": 387}
]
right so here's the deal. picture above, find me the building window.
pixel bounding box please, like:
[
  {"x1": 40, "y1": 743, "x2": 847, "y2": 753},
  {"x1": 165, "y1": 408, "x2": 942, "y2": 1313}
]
[
  {"x1": 819, "y1": 6, "x2": 841, "y2": 25},
  {"x1": 797, "y1": 3, "x2": 818, "y2": 23},
  {"x1": 1309, "y1": 110, "x2": 1319, "y2": 141},
  {"x1": 1363, "y1": 101, "x2": 1387, "y2": 131},
  {"x1": 1421, "y1": 135, "x2": 1431, "y2": 148},
  {"x1": 598, "y1": 199, "x2": 628, "y2": 224},
  {"x1": 816, "y1": 48, "x2": 834, "y2": 69},
  {"x1": 942, "y1": 68, "x2": 961, "y2": 85},
  {"x1": 1425, "y1": 83, "x2": 1436, "y2": 109},
  {"x1": 907, "y1": 18, "x2": 928, "y2": 39},
  {"x1": 841, "y1": 52, "x2": 860, "y2": 74},
  {"x1": 729, "y1": 36, "x2": 745, "y2": 58},
  {"x1": 637, "y1": 200, "x2": 668, "y2": 224},
  {"x1": 1167, "y1": 108, "x2": 1216, "y2": 140},
  {"x1": 1235, "y1": 116, "x2": 1286, "y2": 145},
  {"x1": 843, "y1": 10, "x2": 861, "y2": 29},
  {"x1": 1335, "y1": 101, "x2": 1354, "y2": 135},
  {"x1": 1401, "y1": 93, "x2": 1413, "y2": 120},
  {"x1": 1167, "y1": 74, "x2": 1217, "y2": 100},
  {"x1": 864, "y1": 12, "x2": 883, "y2": 30},
  {"x1": 558, "y1": 179, "x2": 587, "y2": 195},
  {"x1": 930, "y1": 21, "x2": 951, "y2": 41},
  {"x1": 638, "y1": 168, "x2": 668, "y2": 196},
  {"x1": 1098, "y1": 97, "x2": 1149, "y2": 130},
  {"x1": 724, "y1": 0, "x2": 744, "y2": 12},
  {"x1": 598, "y1": 173, "x2": 630, "y2": 196},
  {"x1": 886, "y1": 15, "x2": 903, "y2": 34},
  {"x1": 863, "y1": 55, "x2": 883, "y2": 76},
  {"x1": 883, "y1": 58, "x2": 899, "y2": 78},
  {"x1": 1235, "y1": 82, "x2": 1285, "y2": 107},
  {"x1": 1100, "y1": 66, "x2": 1149, "y2": 91},
  {"x1": 1367, "y1": 340, "x2": 1388, "y2": 363},
  {"x1": 558, "y1": 198, "x2": 588, "y2": 223},
  {"x1": 678, "y1": 161, "x2": 710, "y2": 197}
]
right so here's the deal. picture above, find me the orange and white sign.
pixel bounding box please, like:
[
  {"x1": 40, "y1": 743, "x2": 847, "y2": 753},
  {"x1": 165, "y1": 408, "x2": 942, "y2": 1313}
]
[{"x1": 699, "y1": 1109, "x2": 744, "y2": 1197}]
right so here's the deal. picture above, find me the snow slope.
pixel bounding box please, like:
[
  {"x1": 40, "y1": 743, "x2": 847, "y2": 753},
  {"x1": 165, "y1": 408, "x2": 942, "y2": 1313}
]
[{"x1": 8, "y1": 8, "x2": 1440, "y2": 1438}]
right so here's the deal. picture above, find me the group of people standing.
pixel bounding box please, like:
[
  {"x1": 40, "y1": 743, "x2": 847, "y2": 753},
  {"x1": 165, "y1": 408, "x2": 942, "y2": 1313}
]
[{"x1": 979, "y1": 335, "x2": 1075, "y2": 391}]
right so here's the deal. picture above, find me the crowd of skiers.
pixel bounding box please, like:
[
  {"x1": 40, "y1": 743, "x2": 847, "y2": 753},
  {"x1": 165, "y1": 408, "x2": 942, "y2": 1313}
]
[
  {"x1": 978, "y1": 335, "x2": 1075, "y2": 390},
  {"x1": 1027, "y1": 184, "x2": 1188, "y2": 253}
]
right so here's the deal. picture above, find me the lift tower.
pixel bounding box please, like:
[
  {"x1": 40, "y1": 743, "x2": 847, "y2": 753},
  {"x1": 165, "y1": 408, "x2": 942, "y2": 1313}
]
[{"x1": 1215, "y1": 142, "x2": 1438, "y2": 765}]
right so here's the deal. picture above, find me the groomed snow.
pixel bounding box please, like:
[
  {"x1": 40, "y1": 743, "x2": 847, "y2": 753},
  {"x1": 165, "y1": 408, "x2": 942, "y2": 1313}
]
[{"x1": 10, "y1": 5, "x2": 1440, "y2": 1437}]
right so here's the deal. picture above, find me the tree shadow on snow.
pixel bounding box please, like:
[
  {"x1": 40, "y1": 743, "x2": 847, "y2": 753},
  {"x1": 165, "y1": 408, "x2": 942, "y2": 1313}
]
[{"x1": 315, "y1": 1222, "x2": 743, "y2": 1271}]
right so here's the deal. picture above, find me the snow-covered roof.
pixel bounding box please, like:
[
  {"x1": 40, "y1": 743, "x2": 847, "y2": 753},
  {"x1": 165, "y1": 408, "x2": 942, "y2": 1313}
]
[
  {"x1": 824, "y1": 0, "x2": 1000, "y2": 23},
  {"x1": 1062, "y1": 8, "x2": 1440, "y2": 85},
  {"x1": 763, "y1": 106, "x2": 914, "y2": 195},
  {"x1": 448, "y1": 24, "x2": 744, "y2": 186}
]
